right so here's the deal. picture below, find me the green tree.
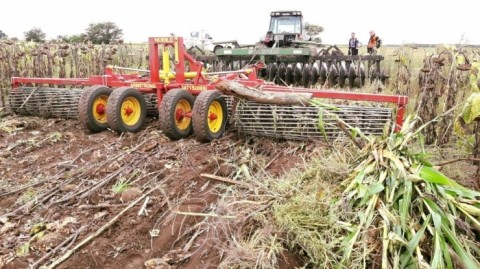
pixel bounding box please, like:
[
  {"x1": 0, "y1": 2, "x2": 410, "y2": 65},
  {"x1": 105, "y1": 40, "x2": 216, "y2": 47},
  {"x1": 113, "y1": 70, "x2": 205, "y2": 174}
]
[
  {"x1": 24, "y1": 27, "x2": 46, "y2": 42},
  {"x1": 0, "y1": 30, "x2": 7, "y2": 39},
  {"x1": 84, "y1": 22, "x2": 123, "y2": 44},
  {"x1": 304, "y1": 23, "x2": 324, "y2": 43}
]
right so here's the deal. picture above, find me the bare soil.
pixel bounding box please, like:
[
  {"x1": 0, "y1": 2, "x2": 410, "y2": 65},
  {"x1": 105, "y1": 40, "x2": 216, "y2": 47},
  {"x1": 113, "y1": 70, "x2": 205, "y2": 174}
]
[
  {"x1": 0, "y1": 115, "x2": 316, "y2": 269},
  {"x1": 0, "y1": 114, "x2": 477, "y2": 269}
]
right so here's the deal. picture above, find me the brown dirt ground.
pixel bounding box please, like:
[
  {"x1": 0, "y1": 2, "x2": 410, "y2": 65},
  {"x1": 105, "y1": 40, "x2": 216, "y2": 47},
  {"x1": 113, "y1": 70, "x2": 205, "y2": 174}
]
[
  {"x1": 0, "y1": 113, "x2": 477, "y2": 269},
  {"x1": 0, "y1": 115, "x2": 318, "y2": 269}
]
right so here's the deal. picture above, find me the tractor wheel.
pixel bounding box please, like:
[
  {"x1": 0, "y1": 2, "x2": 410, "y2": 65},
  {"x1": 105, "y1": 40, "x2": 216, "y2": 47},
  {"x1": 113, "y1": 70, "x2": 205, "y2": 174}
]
[
  {"x1": 192, "y1": 90, "x2": 228, "y2": 142},
  {"x1": 78, "y1": 85, "x2": 112, "y2": 133},
  {"x1": 106, "y1": 87, "x2": 147, "y2": 133},
  {"x1": 159, "y1": 89, "x2": 195, "y2": 140}
]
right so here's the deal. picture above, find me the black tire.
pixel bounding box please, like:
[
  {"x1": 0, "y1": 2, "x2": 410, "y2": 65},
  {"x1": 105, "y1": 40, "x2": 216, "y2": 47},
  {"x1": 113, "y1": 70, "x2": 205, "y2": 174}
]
[
  {"x1": 158, "y1": 89, "x2": 195, "y2": 140},
  {"x1": 106, "y1": 87, "x2": 147, "y2": 133},
  {"x1": 192, "y1": 90, "x2": 228, "y2": 142},
  {"x1": 78, "y1": 85, "x2": 112, "y2": 133}
]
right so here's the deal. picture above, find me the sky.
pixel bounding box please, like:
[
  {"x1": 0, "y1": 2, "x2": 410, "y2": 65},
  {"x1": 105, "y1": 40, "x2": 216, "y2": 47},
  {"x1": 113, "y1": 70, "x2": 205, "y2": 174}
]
[{"x1": 0, "y1": 0, "x2": 478, "y2": 45}]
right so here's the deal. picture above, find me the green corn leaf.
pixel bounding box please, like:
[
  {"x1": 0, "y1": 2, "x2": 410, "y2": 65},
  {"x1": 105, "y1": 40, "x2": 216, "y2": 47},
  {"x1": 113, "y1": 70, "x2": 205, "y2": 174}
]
[
  {"x1": 400, "y1": 215, "x2": 431, "y2": 268},
  {"x1": 439, "y1": 231, "x2": 453, "y2": 269},
  {"x1": 357, "y1": 183, "x2": 367, "y2": 198},
  {"x1": 317, "y1": 109, "x2": 328, "y2": 141},
  {"x1": 399, "y1": 179, "x2": 412, "y2": 227},
  {"x1": 367, "y1": 182, "x2": 385, "y2": 196},
  {"x1": 431, "y1": 232, "x2": 445, "y2": 269},
  {"x1": 445, "y1": 187, "x2": 480, "y2": 200},
  {"x1": 342, "y1": 229, "x2": 360, "y2": 262},
  {"x1": 442, "y1": 225, "x2": 480, "y2": 269},
  {"x1": 419, "y1": 166, "x2": 462, "y2": 188}
]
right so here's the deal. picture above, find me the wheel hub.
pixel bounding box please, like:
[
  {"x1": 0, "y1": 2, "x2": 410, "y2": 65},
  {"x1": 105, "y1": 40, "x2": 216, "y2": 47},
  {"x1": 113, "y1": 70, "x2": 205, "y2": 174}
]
[
  {"x1": 208, "y1": 113, "x2": 217, "y2": 121},
  {"x1": 207, "y1": 101, "x2": 223, "y2": 132},
  {"x1": 125, "y1": 107, "x2": 134, "y2": 115},
  {"x1": 96, "y1": 104, "x2": 105, "y2": 114},
  {"x1": 174, "y1": 99, "x2": 192, "y2": 130},
  {"x1": 93, "y1": 94, "x2": 109, "y2": 123},
  {"x1": 120, "y1": 97, "x2": 141, "y2": 126}
]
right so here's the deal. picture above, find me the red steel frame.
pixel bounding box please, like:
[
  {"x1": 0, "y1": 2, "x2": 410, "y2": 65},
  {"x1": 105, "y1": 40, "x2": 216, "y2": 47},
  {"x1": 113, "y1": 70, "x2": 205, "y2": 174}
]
[{"x1": 11, "y1": 36, "x2": 408, "y2": 131}]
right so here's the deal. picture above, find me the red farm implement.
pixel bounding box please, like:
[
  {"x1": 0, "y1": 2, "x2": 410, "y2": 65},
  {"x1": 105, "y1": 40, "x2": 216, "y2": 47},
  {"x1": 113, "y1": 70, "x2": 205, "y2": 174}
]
[{"x1": 9, "y1": 37, "x2": 408, "y2": 142}]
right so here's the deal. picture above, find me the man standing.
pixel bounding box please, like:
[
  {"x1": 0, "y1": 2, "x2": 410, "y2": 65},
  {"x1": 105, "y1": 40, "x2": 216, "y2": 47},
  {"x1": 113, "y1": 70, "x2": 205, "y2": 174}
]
[
  {"x1": 348, "y1": 32, "x2": 360, "y2": 55},
  {"x1": 367, "y1": 30, "x2": 381, "y2": 55}
]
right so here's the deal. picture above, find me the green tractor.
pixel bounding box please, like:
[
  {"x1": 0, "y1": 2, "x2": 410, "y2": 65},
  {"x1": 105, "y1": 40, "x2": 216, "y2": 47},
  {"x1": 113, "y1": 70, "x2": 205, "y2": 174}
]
[{"x1": 208, "y1": 10, "x2": 387, "y2": 88}]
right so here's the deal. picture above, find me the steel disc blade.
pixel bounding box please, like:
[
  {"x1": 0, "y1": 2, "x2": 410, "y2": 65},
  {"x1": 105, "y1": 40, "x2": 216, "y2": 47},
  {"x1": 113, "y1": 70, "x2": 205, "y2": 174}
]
[
  {"x1": 359, "y1": 62, "x2": 366, "y2": 86},
  {"x1": 285, "y1": 64, "x2": 294, "y2": 85},
  {"x1": 338, "y1": 61, "x2": 347, "y2": 87},
  {"x1": 302, "y1": 63, "x2": 310, "y2": 88},
  {"x1": 310, "y1": 62, "x2": 320, "y2": 85},
  {"x1": 319, "y1": 62, "x2": 328, "y2": 85},
  {"x1": 269, "y1": 63, "x2": 278, "y2": 82},
  {"x1": 348, "y1": 63, "x2": 356, "y2": 88},
  {"x1": 328, "y1": 64, "x2": 338, "y2": 86},
  {"x1": 293, "y1": 63, "x2": 303, "y2": 85},
  {"x1": 258, "y1": 67, "x2": 267, "y2": 78},
  {"x1": 266, "y1": 64, "x2": 272, "y2": 81},
  {"x1": 277, "y1": 63, "x2": 286, "y2": 85}
]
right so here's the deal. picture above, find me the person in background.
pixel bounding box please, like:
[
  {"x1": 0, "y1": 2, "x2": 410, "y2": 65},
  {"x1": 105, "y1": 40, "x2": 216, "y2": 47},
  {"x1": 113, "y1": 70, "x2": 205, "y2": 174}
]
[
  {"x1": 367, "y1": 30, "x2": 382, "y2": 55},
  {"x1": 348, "y1": 32, "x2": 361, "y2": 55}
]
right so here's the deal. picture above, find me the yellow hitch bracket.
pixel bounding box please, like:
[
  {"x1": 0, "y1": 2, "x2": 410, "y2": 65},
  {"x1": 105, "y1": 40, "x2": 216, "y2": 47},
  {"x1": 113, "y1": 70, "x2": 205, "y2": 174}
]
[
  {"x1": 174, "y1": 40, "x2": 179, "y2": 65},
  {"x1": 162, "y1": 48, "x2": 171, "y2": 84}
]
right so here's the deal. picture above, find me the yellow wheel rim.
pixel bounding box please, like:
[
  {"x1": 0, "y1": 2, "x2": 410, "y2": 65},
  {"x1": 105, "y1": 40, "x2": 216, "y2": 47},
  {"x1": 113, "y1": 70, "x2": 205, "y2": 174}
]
[
  {"x1": 121, "y1": 97, "x2": 141, "y2": 126},
  {"x1": 207, "y1": 100, "x2": 223, "y2": 133},
  {"x1": 175, "y1": 99, "x2": 192, "y2": 130},
  {"x1": 92, "y1": 95, "x2": 108, "y2": 123}
]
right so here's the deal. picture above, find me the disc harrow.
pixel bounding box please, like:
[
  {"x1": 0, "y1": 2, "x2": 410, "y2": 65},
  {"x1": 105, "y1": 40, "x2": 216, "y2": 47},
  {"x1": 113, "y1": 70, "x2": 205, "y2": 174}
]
[
  {"x1": 199, "y1": 43, "x2": 389, "y2": 88},
  {"x1": 261, "y1": 60, "x2": 369, "y2": 88}
]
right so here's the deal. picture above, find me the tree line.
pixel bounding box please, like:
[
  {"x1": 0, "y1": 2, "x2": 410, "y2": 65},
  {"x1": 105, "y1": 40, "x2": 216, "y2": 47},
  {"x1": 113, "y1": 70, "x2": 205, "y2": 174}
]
[{"x1": 0, "y1": 22, "x2": 123, "y2": 44}]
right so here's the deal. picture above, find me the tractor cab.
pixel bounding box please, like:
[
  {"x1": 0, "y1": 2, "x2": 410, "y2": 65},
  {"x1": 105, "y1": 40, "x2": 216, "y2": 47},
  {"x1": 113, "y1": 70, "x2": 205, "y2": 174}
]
[{"x1": 264, "y1": 11, "x2": 305, "y2": 48}]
